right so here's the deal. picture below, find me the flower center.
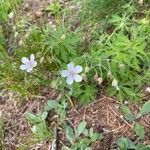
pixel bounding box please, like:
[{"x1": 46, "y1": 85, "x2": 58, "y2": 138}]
[
  {"x1": 27, "y1": 61, "x2": 33, "y2": 68},
  {"x1": 69, "y1": 71, "x2": 76, "y2": 77}
]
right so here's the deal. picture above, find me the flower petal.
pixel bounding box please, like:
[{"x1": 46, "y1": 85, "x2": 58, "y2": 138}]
[
  {"x1": 67, "y1": 63, "x2": 74, "y2": 71},
  {"x1": 21, "y1": 57, "x2": 29, "y2": 64},
  {"x1": 61, "y1": 70, "x2": 69, "y2": 77},
  {"x1": 66, "y1": 76, "x2": 73, "y2": 85},
  {"x1": 30, "y1": 54, "x2": 35, "y2": 61},
  {"x1": 26, "y1": 66, "x2": 33, "y2": 72},
  {"x1": 32, "y1": 61, "x2": 37, "y2": 67},
  {"x1": 74, "y1": 65, "x2": 82, "y2": 73},
  {"x1": 20, "y1": 64, "x2": 27, "y2": 70},
  {"x1": 73, "y1": 74, "x2": 82, "y2": 82}
]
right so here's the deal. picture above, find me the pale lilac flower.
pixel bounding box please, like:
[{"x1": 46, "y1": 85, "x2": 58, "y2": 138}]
[
  {"x1": 61, "y1": 63, "x2": 83, "y2": 85},
  {"x1": 20, "y1": 54, "x2": 37, "y2": 72}
]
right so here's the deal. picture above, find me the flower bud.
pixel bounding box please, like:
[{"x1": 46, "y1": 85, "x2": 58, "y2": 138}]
[
  {"x1": 8, "y1": 12, "x2": 14, "y2": 20},
  {"x1": 32, "y1": 125, "x2": 37, "y2": 132},
  {"x1": 145, "y1": 87, "x2": 150, "y2": 93},
  {"x1": 85, "y1": 66, "x2": 90, "y2": 73},
  {"x1": 82, "y1": 73, "x2": 87, "y2": 82},
  {"x1": 93, "y1": 74, "x2": 98, "y2": 82},
  {"x1": 107, "y1": 71, "x2": 112, "y2": 78},
  {"x1": 14, "y1": 32, "x2": 19, "y2": 38},
  {"x1": 19, "y1": 40, "x2": 24, "y2": 46},
  {"x1": 61, "y1": 34, "x2": 66, "y2": 40},
  {"x1": 97, "y1": 77, "x2": 103, "y2": 85}
]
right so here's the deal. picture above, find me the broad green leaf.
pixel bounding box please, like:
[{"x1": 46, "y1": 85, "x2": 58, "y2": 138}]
[
  {"x1": 134, "y1": 123, "x2": 145, "y2": 139},
  {"x1": 65, "y1": 125, "x2": 75, "y2": 144},
  {"x1": 90, "y1": 132, "x2": 102, "y2": 142},
  {"x1": 117, "y1": 137, "x2": 136, "y2": 150},
  {"x1": 136, "y1": 144, "x2": 150, "y2": 150},
  {"x1": 137, "y1": 101, "x2": 150, "y2": 118},
  {"x1": 76, "y1": 120, "x2": 87, "y2": 137},
  {"x1": 89, "y1": 128, "x2": 103, "y2": 141},
  {"x1": 45, "y1": 100, "x2": 59, "y2": 111},
  {"x1": 120, "y1": 105, "x2": 134, "y2": 122},
  {"x1": 140, "y1": 101, "x2": 150, "y2": 115},
  {"x1": 41, "y1": 111, "x2": 48, "y2": 120},
  {"x1": 26, "y1": 112, "x2": 42, "y2": 124}
]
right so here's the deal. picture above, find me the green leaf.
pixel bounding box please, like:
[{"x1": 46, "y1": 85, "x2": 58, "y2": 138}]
[
  {"x1": 120, "y1": 105, "x2": 134, "y2": 122},
  {"x1": 137, "y1": 101, "x2": 150, "y2": 118},
  {"x1": 79, "y1": 85, "x2": 97, "y2": 105},
  {"x1": 90, "y1": 132, "x2": 101, "y2": 142},
  {"x1": 136, "y1": 144, "x2": 150, "y2": 150},
  {"x1": 65, "y1": 125, "x2": 75, "y2": 144},
  {"x1": 116, "y1": 137, "x2": 136, "y2": 150},
  {"x1": 134, "y1": 123, "x2": 145, "y2": 139},
  {"x1": 140, "y1": 101, "x2": 150, "y2": 115},
  {"x1": 85, "y1": 148, "x2": 92, "y2": 150},
  {"x1": 76, "y1": 120, "x2": 87, "y2": 137},
  {"x1": 26, "y1": 112, "x2": 42, "y2": 124},
  {"x1": 45, "y1": 100, "x2": 59, "y2": 111},
  {"x1": 41, "y1": 111, "x2": 48, "y2": 121},
  {"x1": 89, "y1": 128, "x2": 103, "y2": 142}
]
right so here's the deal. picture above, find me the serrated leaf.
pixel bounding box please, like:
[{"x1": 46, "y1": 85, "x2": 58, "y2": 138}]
[
  {"x1": 134, "y1": 123, "x2": 145, "y2": 139},
  {"x1": 80, "y1": 85, "x2": 97, "y2": 105},
  {"x1": 76, "y1": 120, "x2": 87, "y2": 137}
]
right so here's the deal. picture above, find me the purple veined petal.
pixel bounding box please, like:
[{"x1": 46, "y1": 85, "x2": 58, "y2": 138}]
[
  {"x1": 26, "y1": 66, "x2": 33, "y2": 72},
  {"x1": 21, "y1": 57, "x2": 29, "y2": 64},
  {"x1": 66, "y1": 76, "x2": 73, "y2": 85},
  {"x1": 30, "y1": 54, "x2": 35, "y2": 61},
  {"x1": 61, "y1": 70, "x2": 70, "y2": 77},
  {"x1": 67, "y1": 63, "x2": 75, "y2": 71},
  {"x1": 74, "y1": 65, "x2": 83, "y2": 73},
  {"x1": 73, "y1": 74, "x2": 82, "y2": 82},
  {"x1": 20, "y1": 64, "x2": 27, "y2": 70},
  {"x1": 31, "y1": 60, "x2": 37, "y2": 67}
]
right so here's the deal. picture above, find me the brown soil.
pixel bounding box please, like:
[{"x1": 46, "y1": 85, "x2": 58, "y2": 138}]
[
  {"x1": 1, "y1": 89, "x2": 149, "y2": 150},
  {"x1": 67, "y1": 95, "x2": 150, "y2": 149}
]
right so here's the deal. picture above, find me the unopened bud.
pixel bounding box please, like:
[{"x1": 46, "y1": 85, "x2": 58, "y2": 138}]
[
  {"x1": 85, "y1": 66, "x2": 90, "y2": 73},
  {"x1": 61, "y1": 34, "x2": 66, "y2": 40},
  {"x1": 8, "y1": 12, "x2": 14, "y2": 20},
  {"x1": 145, "y1": 87, "x2": 150, "y2": 93},
  {"x1": 107, "y1": 71, "x2": 112, "y2": 78},
  {"x1": 93, "y1": 74, "x2": 98, "y2": 82},
  {"x1": 82, "y1": 73, "x2": 87, "y2": 82},
  {"x1": 97, "y1": 77, "x2": 103, "y2": 85},
  {"x1": 14, "y1": 32, "x2": 19, "y2": 38}
]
